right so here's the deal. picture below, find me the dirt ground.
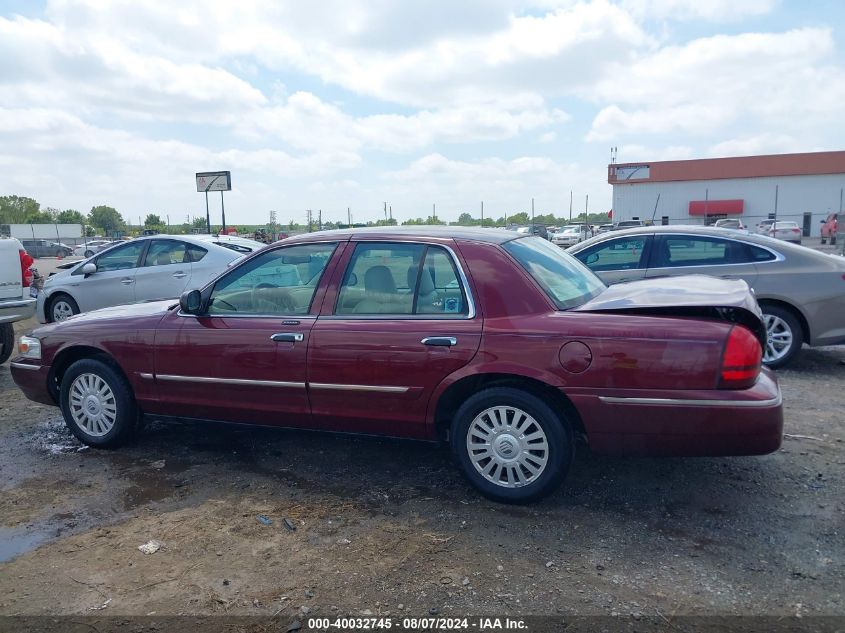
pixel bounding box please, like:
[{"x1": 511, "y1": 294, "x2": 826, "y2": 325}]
[{"x1": 0, "y1": 251, "x2": 843, "y2": 623}]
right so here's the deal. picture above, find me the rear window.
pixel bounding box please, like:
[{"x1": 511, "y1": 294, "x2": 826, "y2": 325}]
[
  {"x1": 503, "y1": 237, "x2": 605, "y2": 310},
  {"x1": 214, "y1": 241, "x2": 253, "y2": 253}
]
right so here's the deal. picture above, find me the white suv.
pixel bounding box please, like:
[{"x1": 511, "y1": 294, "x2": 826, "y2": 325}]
[{"x1": 0, "y1": 238, "x2": 37, "y2": 363}]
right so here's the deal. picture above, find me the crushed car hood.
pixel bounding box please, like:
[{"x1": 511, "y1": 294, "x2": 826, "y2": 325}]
[{"x1": 575, "y1": 275, "x2": 766, "y2": 345}]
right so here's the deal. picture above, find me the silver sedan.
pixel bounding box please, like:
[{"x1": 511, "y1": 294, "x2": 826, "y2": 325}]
[
  {"x1": 568, "y1": 225, "x2": 845, "y2": 368},
  {"x1": 36, "y1": 234, "x2": 246, "y2": 323}
]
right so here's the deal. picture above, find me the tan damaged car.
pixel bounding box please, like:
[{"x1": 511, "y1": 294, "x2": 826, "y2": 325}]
[{"x1": 569, "y1": 225, "x2": 845, "y2": 368}]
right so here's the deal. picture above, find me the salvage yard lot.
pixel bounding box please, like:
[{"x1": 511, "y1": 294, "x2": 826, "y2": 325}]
[{"x1": 0, "y1": 315, "x2": 843, "y2": 617}]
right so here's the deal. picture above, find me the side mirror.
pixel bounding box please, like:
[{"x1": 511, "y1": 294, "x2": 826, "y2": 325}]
[
  {"x1": 347, "y1": 272, "x2": 358, "y2": 287},
  {"x1": 179, "y1": 289, "x2": 203, "y2": 314},
  {"x1": 586, "y1": 253, "x2": 599, "y2": 265},
  {"x1": 81, "y1": 262, "x2": 97, "y2": 276}
]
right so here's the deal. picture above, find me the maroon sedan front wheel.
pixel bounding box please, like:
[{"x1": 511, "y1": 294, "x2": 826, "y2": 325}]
[
  {"x1": 59, "y1": 358, "x2": 139, "y2": 448},
  {"x1": 452, "y1": 387, "x2": 574, "y2": 504}
]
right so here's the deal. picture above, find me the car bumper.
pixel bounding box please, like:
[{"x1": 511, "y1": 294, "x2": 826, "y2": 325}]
[
  {"x1": 568, "y1": 368, "x2": 783, "y2": 456},
  {"x1": 9, "y1": 359, "x2": 56, "y2": 406},
  {"x1": 35, "y1": 290, "x2": 48, "y2": 323},
  {"x1": 0, "y1": 297, "x2": 36, "y2": 325}
]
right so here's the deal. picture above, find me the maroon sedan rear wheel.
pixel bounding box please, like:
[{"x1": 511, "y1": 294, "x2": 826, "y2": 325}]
[{"x1": 451, "y1": 387, "x2": 573, "y2": 504}]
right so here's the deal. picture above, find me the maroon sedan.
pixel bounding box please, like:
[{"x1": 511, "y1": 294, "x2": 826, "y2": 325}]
[{"x1": 10, "y1": 227, "x2": 782, "y2": 503}]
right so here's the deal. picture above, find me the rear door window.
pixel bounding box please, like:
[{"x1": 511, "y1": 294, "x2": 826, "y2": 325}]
[
  {"x1": 650, "y1": 235, "x2": 753, "y2": 268},
  {"x1": 143, "y1": 240, "x2": 188, "y2": 267},
  {"x1": 336, "y1": 242, "x2": 470, "y2": 317}
]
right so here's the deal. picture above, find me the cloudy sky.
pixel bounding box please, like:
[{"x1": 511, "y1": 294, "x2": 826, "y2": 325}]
[{"x1": 2, "y1": 0, "x2": 845, "y2": 226}]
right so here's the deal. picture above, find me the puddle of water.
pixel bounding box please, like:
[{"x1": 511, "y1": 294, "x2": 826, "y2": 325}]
[
  {"x1": 0, "y1": 526, "x2": 52, "y2": 562},
  {"x1": 34, "y1": 417, "x2": 88, "y2": 455}
]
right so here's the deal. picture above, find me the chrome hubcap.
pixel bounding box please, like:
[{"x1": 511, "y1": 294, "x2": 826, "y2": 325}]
[
  {"x1": 69, "y1": 373, "x2": 117, "y2": 437},
  {"x1": 466, "y1": 406, "x2": 549, "y2": 488},
  {"x1": 763, "y1": 314, "x2": 793, "y2": 363},
  {"x1": 53, "y1": 301, "x2": 74, "y2": 321}
]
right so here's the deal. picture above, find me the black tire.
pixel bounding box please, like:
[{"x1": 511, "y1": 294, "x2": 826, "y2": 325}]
[
  {"x1": 821, "y1": 237, "x2": 827, "y2": 245},
  {"x1": 0, "y1": 323, "x2": 14, "y2": 365},
  {"x1": 451, "y1": 387, "x2": 573, "y2": 504},
  {"x1": 59, "y1": 358, "x2": 138, "y2": 448},
  {"x1": 48, "y1": 293, "x2": 79, "y2": 322},
  {"x1": 760, "y1": 304, "x2": 803, "y2": 369},
  {"x1": 832, "y1": 235, "x2": 837, "y2": 246}
]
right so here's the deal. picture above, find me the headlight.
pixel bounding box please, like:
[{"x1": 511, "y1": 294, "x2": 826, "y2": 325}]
[{"x1": 18, "y1": 336, "x2": 42, "y2": 360}]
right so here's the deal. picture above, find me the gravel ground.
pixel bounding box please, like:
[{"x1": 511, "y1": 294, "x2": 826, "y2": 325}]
[{"x1": 0, "y1": 247, "x2": 843, "y2": 623}]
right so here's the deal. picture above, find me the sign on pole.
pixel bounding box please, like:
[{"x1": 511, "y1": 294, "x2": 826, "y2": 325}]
[{"x1": 196, "y1": 171, "x2": 231, "y2": 192}]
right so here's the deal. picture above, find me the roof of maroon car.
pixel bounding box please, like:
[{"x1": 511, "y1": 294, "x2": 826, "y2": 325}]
[{"x1": 282, "y1": 226, "x2": 520, "y2": 244}]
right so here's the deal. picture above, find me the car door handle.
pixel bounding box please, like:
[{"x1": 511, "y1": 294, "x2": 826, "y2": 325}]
[
  {"x1": 120, "y1": 278, "x2": 134, "y2": 285},
  {"x1": 271, "y1": 332, "x2": 304, "y2": 343},
  {"x1": 421, "y1": 336, "x2": 457, "y2": 347},
  {"x1": 172, "y1": 271, "x2": 187, "y2": 279}
]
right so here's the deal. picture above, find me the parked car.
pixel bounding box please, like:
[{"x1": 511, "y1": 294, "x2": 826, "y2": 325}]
[
  {"x1": 35, "y1": 235, "x2": 245, "y2": 323},
  {"x1": 714, "y1": 219, "x2": 746, "y2": 231},
  {"x1": 11, "y1": 227, "x2": 782, "y2": 504},
  {"x1": 613, "y1": 220, "x2": 645, "y2": 230},
  {"x1": 0, "y1": 238, "x2": 36, "y2": 363},
  {"x1": 767, "y1": 221, "x2": 802, "y2": 244},
  {"x1": 515, "y1": 225, "x2": 549, "y2": 240},
  {"x1": 192, "y1": 234, "x2": 266, "y2": 254},
  {"x1": 755, "y1": 219, "x2": 776, "y2": 235},
  {"x1": 551, "y1": 225, "x2": 592, "y2": 247},
  {"x1": 569, "y1": 225, "x2": 845, "y2": 367},
  {"x1": 820, "y1": 213, "x2": 838, "y2": 245},
  {"x1": 595, "y1": 223, "x2": 615, "y2": 234},
  {"x1": 72, "y1": 240, "x2": 114, "y2": 257},
  {"x1": 19, "y1": 239, "x2": 74, "y2": 258}
]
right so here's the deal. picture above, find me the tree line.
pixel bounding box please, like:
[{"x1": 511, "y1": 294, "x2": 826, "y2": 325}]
[{"x1": 2, "y1": 194, "x2": 613, "y2": 236}]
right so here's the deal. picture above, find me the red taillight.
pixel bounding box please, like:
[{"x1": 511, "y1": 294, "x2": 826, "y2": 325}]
[
  {"x1": 19, "y1": 250, "x2": 34, "y2": 288},
  {"x1": 720, "y1": 325, "x2": 762, "y2": 388}
]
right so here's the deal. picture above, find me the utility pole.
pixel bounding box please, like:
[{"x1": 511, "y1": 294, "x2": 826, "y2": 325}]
[
  {"x1": 306, "y1": 209, "x2": 313, "y2": 233},
  {"x1": 220, "y1": 191, "x2": 226, "y2": 234},
  {"x1": 531, "y1": 197, "x2": 535, "y2": 228},
  {"x1": 585, "y1": 194, "x2": 589, "y2": 218},
  {"x1": 389, "y1": 205, "x2": 392, "y2": 222},
  {"x1": 774, "y1": 185, "x2": 779, "y2": 222},
  {"x1": 347, "y1": 206, "x2": 352, "y2": 227},
  {"x1": 569, "y1": 190, "x2": 573, "y2": 224},
  {"x1": 384, "y1": 201, "x2": 388, "y2": 222},
  {"x1": 205, "y1": 191, "x2": 211, "y2": 234},
  {"x1": 318, "y1": 209, "x2": 322, "y2": 231},
  {"x1": 481, "y1": 201, "x2": 484, "y2": 227}
]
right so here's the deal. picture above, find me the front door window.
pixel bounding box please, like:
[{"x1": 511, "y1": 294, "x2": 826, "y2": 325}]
[{"x1": 208, "y1": 243, "x2": 336, "y2": 316}]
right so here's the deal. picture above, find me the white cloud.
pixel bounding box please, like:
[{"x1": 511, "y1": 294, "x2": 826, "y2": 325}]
[
  {"x1": 37, "y1": 0, "x2": 650, "y2": 108},
  {"x1": 706, "y1": 133, "x2": 809, "y2": 158},
  {"x1": 242, "y1": 92, "x2": 568, "y2": 153},
  {"x1": 379, "y1": 153, "x2": 608, "y2": 217},
  {"x1": 620, "y1": 0, "x2": 777, "y2": 22},
  {"x1": 1, "y1": 1, "x2": 845, "y2": 224},
  {"x1": 586, "y1": 28, "x2": 845, "y2": 143}
]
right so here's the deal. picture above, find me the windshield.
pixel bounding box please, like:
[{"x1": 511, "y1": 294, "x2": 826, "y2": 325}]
[{"x1": 503, "y1": 236, "x2": 605, "y2": 310}]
